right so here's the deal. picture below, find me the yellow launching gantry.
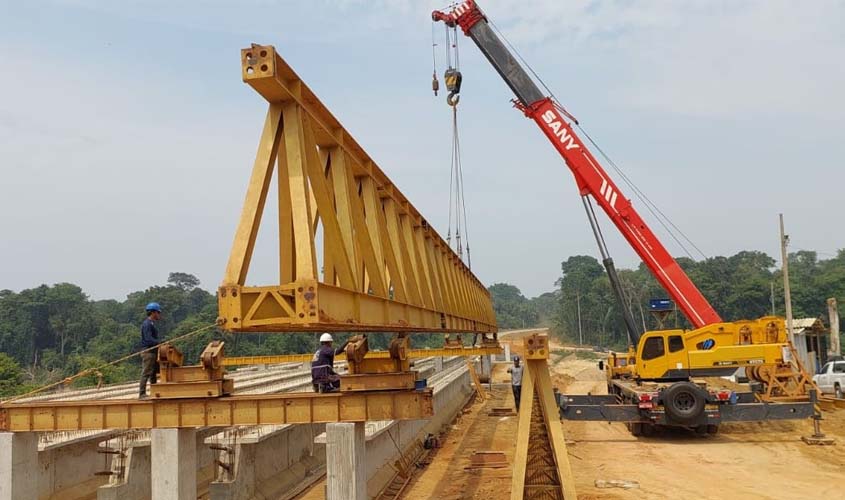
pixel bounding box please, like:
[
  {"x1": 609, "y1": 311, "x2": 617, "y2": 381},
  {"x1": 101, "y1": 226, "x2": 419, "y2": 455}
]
[{"x1": 0, "y1": 44, "x2": 501, "y2": 431}]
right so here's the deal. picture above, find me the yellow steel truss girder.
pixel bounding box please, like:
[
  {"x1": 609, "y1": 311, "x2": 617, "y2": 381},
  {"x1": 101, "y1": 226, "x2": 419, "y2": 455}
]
[
  {"x1": 221, "y1": 346, "x2": 503, "y2": 366},
  {"x1": 218, "y1": 45, "x2": 496, "y2": 334},
  {"x1": 511, "y1": 335, "x2": 576, "y2": 500},
  {"x1": 0, "y1": 390, "x2": 433, "y2": 432}
]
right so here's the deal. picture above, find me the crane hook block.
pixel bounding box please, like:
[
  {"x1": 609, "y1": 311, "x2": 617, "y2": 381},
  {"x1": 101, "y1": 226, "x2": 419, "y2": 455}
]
[
  {"x1": 444, "y1": 68, "x2": 462, "y2": 94},
  {"x1": 444, "y1": 67, "x2": 462, "y2": 107}
]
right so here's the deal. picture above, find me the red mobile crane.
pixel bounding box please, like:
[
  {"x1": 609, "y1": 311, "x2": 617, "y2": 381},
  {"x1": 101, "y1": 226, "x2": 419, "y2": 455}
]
[
  {"x1": 433, "y1": 0, "x2": 818, "y2": 435},
  {"x1": 433, "y1": 0, "x2": 720, "y2": 331}
]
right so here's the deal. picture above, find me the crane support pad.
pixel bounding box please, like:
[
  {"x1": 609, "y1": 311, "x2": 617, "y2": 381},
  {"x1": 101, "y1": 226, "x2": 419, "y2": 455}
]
[
  {"x1": 557, "y1": 395, "x2": 815, "y2": 424},
  {"x1": 0, "y1": 389, "x2": 433, "y2": 432},
  {"x1": 219, "y1": 45, "x2": 495, "y2": 334}
]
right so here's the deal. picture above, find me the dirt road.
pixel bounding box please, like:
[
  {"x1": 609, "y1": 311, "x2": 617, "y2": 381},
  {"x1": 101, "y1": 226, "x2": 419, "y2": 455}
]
[{"x1": 401, "y1": 333, "x2": 845, "y2": 499}]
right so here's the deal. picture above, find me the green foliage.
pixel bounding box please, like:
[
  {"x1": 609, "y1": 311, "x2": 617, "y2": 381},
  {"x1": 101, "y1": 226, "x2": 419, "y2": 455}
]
[
  {"x1": 549, "y1": 250, "x2": 845, "y2": 349},
  {"x1": 3, "y1": 248, "x2": 844, "y2": 397},
  {"x1": 488, "y1": 283, "x2": 538, "y2": 329},
  {"x1": 0, "y1": 353, "x2": 24, "y2": 397}
]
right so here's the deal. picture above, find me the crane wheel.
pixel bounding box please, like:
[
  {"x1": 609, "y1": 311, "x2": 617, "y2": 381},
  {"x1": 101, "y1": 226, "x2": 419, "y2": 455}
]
[
  {"x1": 629, "y1": 422, "x2": 643, "y2": 437},
  {"x1": 662, "y1": 382, "x2": 706, "y2": 425}
]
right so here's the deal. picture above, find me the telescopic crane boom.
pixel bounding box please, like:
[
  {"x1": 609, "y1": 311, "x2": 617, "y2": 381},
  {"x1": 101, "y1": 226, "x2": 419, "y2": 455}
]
[{"x1": 433, "y1": 0, "x2": 722, "y2": 330}]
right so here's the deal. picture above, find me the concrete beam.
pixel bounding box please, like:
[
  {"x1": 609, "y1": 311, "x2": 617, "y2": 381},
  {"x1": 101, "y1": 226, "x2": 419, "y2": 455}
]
[
  {"x1": 326, "y1": 423, "x2": 366, "y2": 500},
  {"x1": 152, "y1": 428, "x2": 197, "y2": 500},
  {"x1": 0, "y1": 432, "x2": 38, "y2": 500}
]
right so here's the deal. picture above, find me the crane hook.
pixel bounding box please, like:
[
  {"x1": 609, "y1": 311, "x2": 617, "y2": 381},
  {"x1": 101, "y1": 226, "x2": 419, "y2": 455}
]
[{"x1": 447, "y1": 91, "x2": 460, "y2": 106}]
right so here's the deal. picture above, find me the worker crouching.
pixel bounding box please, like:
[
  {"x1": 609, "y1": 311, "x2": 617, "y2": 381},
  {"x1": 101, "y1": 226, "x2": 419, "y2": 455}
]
[{"x1": 311, "y1": 333, "x2": 349, "y2": 393}]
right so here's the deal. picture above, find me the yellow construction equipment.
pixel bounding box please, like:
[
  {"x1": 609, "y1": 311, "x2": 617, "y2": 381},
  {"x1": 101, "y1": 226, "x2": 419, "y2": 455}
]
[{"x1": 217, "y1": 44, "x2": 495, "y2": 335}]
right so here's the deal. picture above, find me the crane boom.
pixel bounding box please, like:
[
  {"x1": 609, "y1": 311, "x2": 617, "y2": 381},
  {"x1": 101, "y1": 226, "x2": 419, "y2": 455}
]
[{"x1": 433, "y1": 0, "x2": 722, "y2": 329}]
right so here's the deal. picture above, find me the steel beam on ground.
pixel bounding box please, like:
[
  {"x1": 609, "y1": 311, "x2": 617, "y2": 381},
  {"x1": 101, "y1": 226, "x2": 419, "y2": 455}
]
[
  {"x1": 221, "y1": 346, "x2": 503, "y2": 366},
  {"x1": 218, "y1": 44, "x2": 496, "y2": 334},
  {"x1": 0, "y1": 390, "x2": 433, "y2": 432}
]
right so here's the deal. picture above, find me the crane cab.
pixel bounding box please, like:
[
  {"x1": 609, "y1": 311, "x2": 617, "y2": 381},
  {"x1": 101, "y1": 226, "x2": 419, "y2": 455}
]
[{"x1": 609, "y1": 317, "x2": 791, "y2": 382}]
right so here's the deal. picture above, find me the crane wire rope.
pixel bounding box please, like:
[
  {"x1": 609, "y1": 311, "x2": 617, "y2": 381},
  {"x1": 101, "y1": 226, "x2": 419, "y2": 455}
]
[
  {"x1": 434, "y1": 12, "x2": 472, "y2": 268},
  {"x1": 486, "y1": 18, "x2": 708, "y2": 261},
  {"x1": 2, "y1": 322, "x2": 218, "y2": 404}
]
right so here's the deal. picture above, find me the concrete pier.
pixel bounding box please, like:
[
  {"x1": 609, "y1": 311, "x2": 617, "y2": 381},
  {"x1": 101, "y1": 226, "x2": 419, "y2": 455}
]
[
  {"x1": 0, "y1": 432, "x2": 38, "y2": 500},
  {"x1": 98, "y1": 444, "x2": 151, "y2": 500},
  {"x1": 151, "y1": 428, "x2": 197, "y2": 500},
  {"x1": 326, "y1": 423, "x2": 367, "y2": 500}
]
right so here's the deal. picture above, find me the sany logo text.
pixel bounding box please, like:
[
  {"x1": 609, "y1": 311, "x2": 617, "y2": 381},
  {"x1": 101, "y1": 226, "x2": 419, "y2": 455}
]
[{"x1": 541, "y1": 110, "x2": 579, "y2": 151}]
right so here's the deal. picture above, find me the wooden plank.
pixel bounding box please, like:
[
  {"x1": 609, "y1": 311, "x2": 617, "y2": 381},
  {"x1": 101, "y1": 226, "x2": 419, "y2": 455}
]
[{"x1": 466, "y1": 359, "x2": 488, "y2": 401}]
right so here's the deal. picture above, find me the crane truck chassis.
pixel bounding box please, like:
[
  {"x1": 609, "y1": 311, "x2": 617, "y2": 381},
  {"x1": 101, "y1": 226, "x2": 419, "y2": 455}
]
[{"x1": 556, "y1": 378, "x2": 817, "y2": 436}]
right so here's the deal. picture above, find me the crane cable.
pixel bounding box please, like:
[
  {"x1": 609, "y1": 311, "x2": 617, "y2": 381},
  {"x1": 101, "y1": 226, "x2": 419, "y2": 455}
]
[
  {"x1": 448, "y1": 103, "x2": 472, "y2": 268},
  {"x1": 2, "y1": 322, "x2": 218, "y2": 404},
  {"x1": 433, "y1": 15, "x2": 472, "y2": 268}
]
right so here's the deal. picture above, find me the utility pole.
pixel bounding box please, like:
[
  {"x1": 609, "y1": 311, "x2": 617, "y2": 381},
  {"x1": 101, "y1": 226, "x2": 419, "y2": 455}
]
[
  {"x1": 576, "y1": 290, "x2": 583, "y2": 346},
  {"x1": 770, "y1": 282, "x2": 776, "y2": 316},
  {"x1": 828, "y1": 298, "x2": 841, "y2": 356},
  {"x1": 779, "y1": 214, "x2": 795, "y2": 345}
]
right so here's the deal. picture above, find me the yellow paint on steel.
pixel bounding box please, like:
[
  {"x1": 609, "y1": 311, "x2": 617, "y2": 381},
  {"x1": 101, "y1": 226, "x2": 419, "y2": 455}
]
[
  {"x1": 0, "y1": 390, "x2": 433, "y2": 432},
  {"x1": 221, "y1": 346, "x2": 503, "y2": 366},
  {"x1": 511, "y1": 334, "x2": 577, "y2": 499},
  {"x1": 218, "y1": 45, "x2": 496, "y2": 334}
]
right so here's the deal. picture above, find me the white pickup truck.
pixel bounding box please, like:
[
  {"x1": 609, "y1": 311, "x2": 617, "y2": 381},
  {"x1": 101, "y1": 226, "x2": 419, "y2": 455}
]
[{"x1": 813, "y1": 360, "x2": 845, "y2": 399}]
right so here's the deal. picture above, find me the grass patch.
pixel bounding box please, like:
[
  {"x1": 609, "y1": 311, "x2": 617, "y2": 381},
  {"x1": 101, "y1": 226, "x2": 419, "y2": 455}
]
[
  {"x1": 551, "y1": 349, "x2": 573, "y2": 360},
  {"x1": 574, "y1": 350, "x2": 601, "y2": 361}
]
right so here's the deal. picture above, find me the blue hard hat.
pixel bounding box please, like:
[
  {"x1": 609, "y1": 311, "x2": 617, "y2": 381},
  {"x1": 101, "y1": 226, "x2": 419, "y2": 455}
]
[{"x1": 145, "y1": 302, "x2": 162, "y2": 312}]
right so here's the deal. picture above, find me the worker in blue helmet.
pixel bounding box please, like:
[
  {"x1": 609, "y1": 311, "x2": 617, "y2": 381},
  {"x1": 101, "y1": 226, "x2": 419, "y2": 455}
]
[
  {"x1": 138, "y1": 302, "x2": 162, "y2": 400},
  {"x1": 507, "y1": 355, "x2": 524, "y2": 411}
]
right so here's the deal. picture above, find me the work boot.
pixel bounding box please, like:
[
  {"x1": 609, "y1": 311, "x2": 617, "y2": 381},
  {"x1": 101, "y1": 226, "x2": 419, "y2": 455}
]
[{"x1": 138, "y1": 393, "x2": 149, "y2": 400}]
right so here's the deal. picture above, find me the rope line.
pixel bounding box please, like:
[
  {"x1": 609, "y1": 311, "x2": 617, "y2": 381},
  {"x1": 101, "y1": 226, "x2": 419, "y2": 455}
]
[{"x1": 2, "y1": 322, "x2": 218, "y2": 404}]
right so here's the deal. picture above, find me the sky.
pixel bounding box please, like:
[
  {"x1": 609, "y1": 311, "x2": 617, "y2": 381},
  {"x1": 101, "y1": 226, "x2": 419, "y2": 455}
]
[{"x1": 1, "y1": 0, "x2": 843, "y2": 301}]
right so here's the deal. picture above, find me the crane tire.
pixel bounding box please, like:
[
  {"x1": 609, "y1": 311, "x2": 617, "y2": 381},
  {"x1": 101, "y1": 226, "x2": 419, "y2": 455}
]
[{"x1": 662, "y1": 382, "x2": 706, "y2": 425}]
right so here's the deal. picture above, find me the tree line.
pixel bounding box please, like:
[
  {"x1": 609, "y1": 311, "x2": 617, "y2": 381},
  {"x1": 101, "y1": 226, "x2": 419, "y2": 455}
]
[
  {"x1": 489, "y1": 249, "x2": 845, "y2": 350},
  {"x1": 2, "y1": 249, "x2": 842, "y2": 396}
]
